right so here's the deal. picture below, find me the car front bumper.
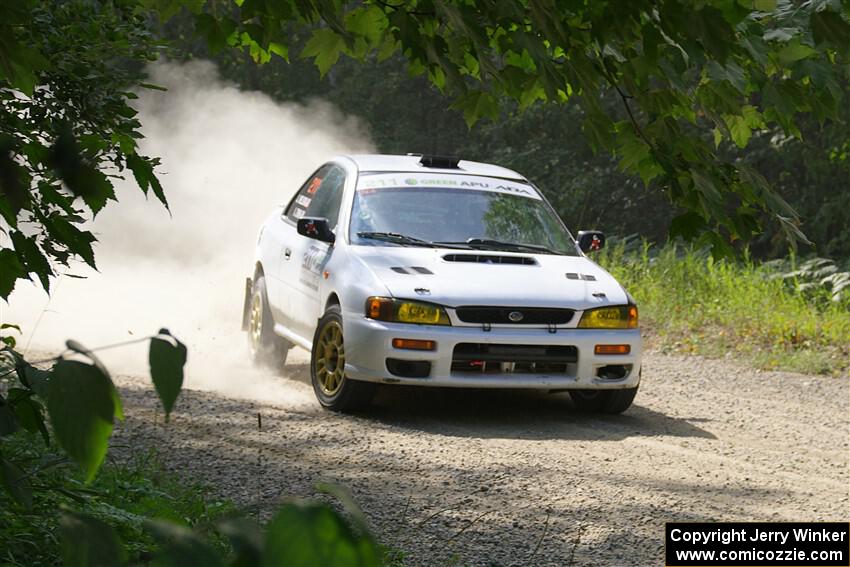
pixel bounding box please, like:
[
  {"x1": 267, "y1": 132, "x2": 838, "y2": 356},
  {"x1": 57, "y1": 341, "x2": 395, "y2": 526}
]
[{"x1": 342, "y1": 313, "x2": 642, "y2": 390}]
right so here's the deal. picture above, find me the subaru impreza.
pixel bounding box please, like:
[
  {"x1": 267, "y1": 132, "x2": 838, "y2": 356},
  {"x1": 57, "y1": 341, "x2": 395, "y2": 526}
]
[{"x1": 243, "y1": 154, "x2": 641, "y2": 412}]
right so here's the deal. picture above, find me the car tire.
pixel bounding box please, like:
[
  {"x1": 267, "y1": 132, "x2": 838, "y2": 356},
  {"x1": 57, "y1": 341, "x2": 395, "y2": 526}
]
[
  {"x1": 311, "y1": 305, "x2": 376, "y2": 412},
  {"x1": 569, "y1": 385, "x2": 638, "y2": 414},
  {"x1": 247, "y1": 275, "x2": 290, "y2": 369}
]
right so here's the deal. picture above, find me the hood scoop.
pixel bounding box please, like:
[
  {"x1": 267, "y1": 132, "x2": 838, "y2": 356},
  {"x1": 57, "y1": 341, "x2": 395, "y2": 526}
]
[
  {"x1": 443, "y1": 253, "x2": 536, "y2": 265},
  {"x1": 566, "y1": 272, "x2": 596, "y2": 281}
]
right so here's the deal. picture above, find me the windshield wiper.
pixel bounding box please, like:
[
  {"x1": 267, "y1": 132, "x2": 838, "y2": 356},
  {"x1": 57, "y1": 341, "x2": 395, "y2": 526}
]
[
  {"x1": 357, "y1": 232, "x2": 469, "y2": 249},
  {"x1": 439, "y1": 238, "x2": 560, "y2": 255}
]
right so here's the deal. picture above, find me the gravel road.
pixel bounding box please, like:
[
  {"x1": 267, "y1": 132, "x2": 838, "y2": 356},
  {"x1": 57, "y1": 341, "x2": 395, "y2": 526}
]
[{"x1": 112, "y1": 351, "x2": 849, "y2": 567}]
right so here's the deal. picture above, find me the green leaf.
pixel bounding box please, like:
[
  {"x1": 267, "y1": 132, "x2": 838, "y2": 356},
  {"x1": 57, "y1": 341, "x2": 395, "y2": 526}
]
[
  {"x1": 195, "y1": 14, "x2": 237, "y2": 54},
  {"x1": 811, "y1": 10, "x2": 850, "y2": 51},
  {"x1": 0, "y1": 403, "x2": 18, "y2": 436},
  {"x1": 218, "y1": 518, "x2": 263, "y2": 567},
  {"x1": 42, "y1": 216, "x2": 97, "y2": 268},
  {"x1": 65, "y1": 340, "x2": 123, "y2": 421},
  {"x1": 450, "y1": 90, "x2": 499, "y2": 128},
  {"x1": 777, "y1": 40, "x2": 816, "y2": 64},
  {"x1": 147, "y1": 520, "x2": 225, "y2": 567},
  {"x1": 301, "y1": 28, "x2": 347, "y2": 77},
  {"x1": 11, "y1": 396, "x2": 49, "y2": 444},
  {"x1": 10, "y1": 230, "x2": 52, "y2": 291},
  {"x1": 268, "y1": 42, "x2": 289, "y2": 61},
  {"x1": 49, "y1": 129, "x2": 116, "y2": 215},
  {"x1": 263, "y1": 500, "x2": 381, "y2": 567},
  {"x1": 751, "y1": 0, "x2": 777, "y2": 12},
  {"x1": 0, "y1": 457, "x2": 32, "y2": 510},
  {"x1": 149, "y1": 329, "x2": 187, "y2": 420},
  {"x1": 47, "y1": 358, "x2": 118, "y2": 482},
  {"x1": 669, "y1": 211, "x2": 707, "y2": 240},
  {"x1": 0, "y1": 37, "x2": 48, "y2": 95},
  {"x1": 60, "y1": 511, "x2": 126, "y2": 567},
  {"x1": 726, "y1": 115, "x2": 752, "y2": 148},
  {"x1": 344, "y1": 6, "x2": 386, "y2": 47},
  {"x1": 0, "y1": 134, "x2": 31, "y2": 218},
  {"x1": 23, "y1": 365, "x2": 52, "y2": 399},
  {"x1": 0, "y1": 248, "x2": 27, "y2": 299},
  {"x1": 126, "y1": 153, "x2": 169, "y2": 209}
]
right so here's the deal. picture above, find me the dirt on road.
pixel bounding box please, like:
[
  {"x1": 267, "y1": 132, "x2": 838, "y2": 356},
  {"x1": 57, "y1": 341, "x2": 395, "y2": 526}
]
[{"x1": 112, "y1": 351, "x2": 849, "y2": 567}]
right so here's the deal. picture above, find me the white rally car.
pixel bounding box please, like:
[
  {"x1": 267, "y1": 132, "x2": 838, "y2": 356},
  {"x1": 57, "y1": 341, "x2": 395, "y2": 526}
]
[{"x1": 243, "y1": 154, "x2": 641, "y2": 413}]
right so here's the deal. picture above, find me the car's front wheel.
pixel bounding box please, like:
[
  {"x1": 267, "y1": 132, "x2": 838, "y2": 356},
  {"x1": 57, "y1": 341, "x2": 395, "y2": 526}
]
[
  {"x1": 569, "y1": 385, "x2": 638, "y2": 414},
  {"x1": 247, "y1": 275, "x2": 291, "y2": 369},
  {"x1": 311, "y1": 305, "x2": 376, "y2": 412}
]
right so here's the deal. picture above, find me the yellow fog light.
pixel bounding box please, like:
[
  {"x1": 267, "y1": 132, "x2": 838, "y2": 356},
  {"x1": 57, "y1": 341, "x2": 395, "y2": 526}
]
[
  {"x1": 365, "y1": 297, "x2": 451, "y2": 326},
  {"x1": 578, "y1": 305, "x2": 638, "y2": 329},
  {"x1": 397, "y1": 301, "x2": 446, "y2": 324}
]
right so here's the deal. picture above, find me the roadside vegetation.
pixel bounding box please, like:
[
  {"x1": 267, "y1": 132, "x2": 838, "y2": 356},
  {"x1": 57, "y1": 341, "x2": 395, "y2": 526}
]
[
  {"x1": 599, "y1": 240, "x2": 850, "y2": 376},
  {"x1": 0, "y1": 332, "x2": 386, "y2": 566},
  {"x1": 0, "y1": 433, "x2": 233, "y2": 566}
]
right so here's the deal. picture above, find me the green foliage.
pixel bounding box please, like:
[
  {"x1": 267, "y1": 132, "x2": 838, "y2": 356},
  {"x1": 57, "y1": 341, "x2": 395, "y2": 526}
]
[
  {"x1": 47, "y1": 357, "x2": 122, "y2": 482},
  {"x1": 167, "y1": 0, "x2": 850, "y2": 254},
  {"x1": 767, "y1": 257, "x2": 850, "y2": 303},
  {"x1": 0, "y1": 330, "x2": 187, "y2": 505},
  {"x1": 598, "y1": 239, "x2": 850, "y2": 375},
  {"x1": 263, "y1": 499, "x2": 381, "y2": 566},
  {"x1": 1, "y1": 331, "x2": 388, "y2": 566},
  {"x1": 148, "y1": 329, "x2": 188, "y2": 420},
  {"x1": 60, "y1": 511, "x2": 128, "y2": 567},
  {"x1": 0, "y1": 0, "x2": 167, "y2": 300},
  {"x1": 0, "y1": 432, "x2": 233, "y2": 566}
]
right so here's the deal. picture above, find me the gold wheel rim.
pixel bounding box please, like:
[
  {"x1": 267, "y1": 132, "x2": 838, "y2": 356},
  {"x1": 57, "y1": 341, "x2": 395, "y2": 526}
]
[
  {"x1": 249, "y1": 293, "x2": 262, "y2": 351},
  {"x1": 315, "y1": 321, "x2": 345, "y2": 396}
]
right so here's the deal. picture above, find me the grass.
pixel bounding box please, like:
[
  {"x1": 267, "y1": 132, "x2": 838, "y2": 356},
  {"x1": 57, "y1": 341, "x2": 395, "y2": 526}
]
[
  {"x1": 597, "y1": 242, "x2": 850, "y2": 376},
  {"x1": 0, "y1": 431, "x2": 235, "y2": 566}
]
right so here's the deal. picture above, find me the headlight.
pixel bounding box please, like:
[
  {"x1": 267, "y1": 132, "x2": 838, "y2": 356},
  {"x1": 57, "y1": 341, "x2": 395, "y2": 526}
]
[
  {"x1": 365, "y1": 297, "x2": 451, "y2": 325},
  {"x1": 577, "y1": 305, "x2": 638, "y2": 329}
]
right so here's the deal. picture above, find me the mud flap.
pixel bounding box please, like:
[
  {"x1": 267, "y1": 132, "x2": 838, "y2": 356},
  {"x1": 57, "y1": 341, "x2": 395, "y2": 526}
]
[{"x1": 241, "y1": 277, "x2": 252, "y2": 331}]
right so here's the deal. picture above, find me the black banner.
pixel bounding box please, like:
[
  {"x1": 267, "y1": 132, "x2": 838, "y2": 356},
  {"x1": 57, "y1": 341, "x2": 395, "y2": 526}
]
[{"x1": 666, "y1": 522, "x2": 850, "y2": 566}]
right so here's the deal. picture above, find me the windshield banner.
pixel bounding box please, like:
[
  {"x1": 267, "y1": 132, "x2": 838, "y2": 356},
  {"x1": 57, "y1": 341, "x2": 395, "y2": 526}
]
[{"x1": 356, "y1": 173, "x2": 542, "y2": 200}]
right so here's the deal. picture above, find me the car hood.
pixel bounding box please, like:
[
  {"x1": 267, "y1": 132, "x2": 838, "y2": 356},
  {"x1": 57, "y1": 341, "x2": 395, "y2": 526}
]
[{"x1": 350, "y1": 246, "x2": 629, "y2": 309}]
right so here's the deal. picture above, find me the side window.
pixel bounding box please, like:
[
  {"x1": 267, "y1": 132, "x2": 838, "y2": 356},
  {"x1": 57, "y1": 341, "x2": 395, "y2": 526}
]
[{"x1": 284, "y1": 165, "x2": 346, "y2": 227}]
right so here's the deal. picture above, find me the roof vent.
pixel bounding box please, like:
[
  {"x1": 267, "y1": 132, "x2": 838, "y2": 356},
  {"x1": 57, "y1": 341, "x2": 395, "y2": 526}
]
[
  {"x1": 444, "y1": 254, "x2": 536, "y2": 265},
  {"x1": 419, "y1": 155, "x2": 460, "y2": 169}
]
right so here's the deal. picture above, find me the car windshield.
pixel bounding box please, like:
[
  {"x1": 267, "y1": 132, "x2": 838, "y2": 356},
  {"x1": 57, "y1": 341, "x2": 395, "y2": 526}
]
[{"x1": 349, "y1": 175, "x2": 578, "y2": 256}]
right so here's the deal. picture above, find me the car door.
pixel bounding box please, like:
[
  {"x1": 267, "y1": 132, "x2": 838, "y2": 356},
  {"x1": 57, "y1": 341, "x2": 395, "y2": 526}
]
[{"x1": 279, "y1": 164, "x2": 347, "y2": 341}]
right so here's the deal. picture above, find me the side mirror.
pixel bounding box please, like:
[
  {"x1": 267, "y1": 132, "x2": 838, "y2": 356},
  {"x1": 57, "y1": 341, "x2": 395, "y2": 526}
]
[
  {"x1": 297, "y1": 217, "x2": 335, "y2": 244},
  {"x1": 576, "y1": 230, "x2": 605, "y2": 253}
]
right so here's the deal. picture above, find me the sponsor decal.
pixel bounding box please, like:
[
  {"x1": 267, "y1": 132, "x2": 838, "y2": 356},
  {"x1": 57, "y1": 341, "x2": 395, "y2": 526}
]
[
  {"x1": 306, "y1": 177, "x2": 323, "y2": 194},
  {"x1": 357, "y1": 173, "x2": 540, "y2": 199},
  {"x1": 301, "y1": 245, "x2": 328, "y2": 276},
  {"x1": 295, "y1": 195, "x2": 312, "y2": 207}
]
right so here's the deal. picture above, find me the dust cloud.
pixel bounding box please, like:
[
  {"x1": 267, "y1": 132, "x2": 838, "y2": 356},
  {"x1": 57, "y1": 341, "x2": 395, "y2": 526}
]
[{"x1": 0, "y1": 60, "x2": 373, "y2": 406}]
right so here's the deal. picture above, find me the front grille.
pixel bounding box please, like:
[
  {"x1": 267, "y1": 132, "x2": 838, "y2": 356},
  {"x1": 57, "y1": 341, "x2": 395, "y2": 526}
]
[
  {"x1": 455, "y1": 306, "x2": 574, "y2": 325},
  {"x1": 451, "y1": 343, "x2": 577, "y2": 374}
]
